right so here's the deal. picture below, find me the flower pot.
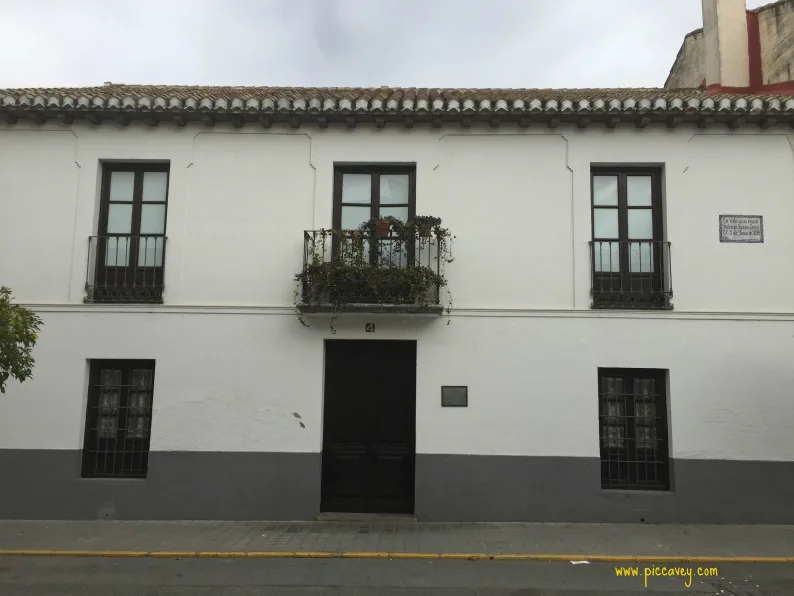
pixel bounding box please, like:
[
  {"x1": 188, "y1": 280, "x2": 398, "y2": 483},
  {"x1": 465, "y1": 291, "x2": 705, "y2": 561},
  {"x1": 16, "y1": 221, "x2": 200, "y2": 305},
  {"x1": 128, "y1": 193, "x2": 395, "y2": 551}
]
[
  {"x1": 417, "y1": 224, "x2": 432, "y2": 238},
  {"x1": 374, "y1": 219, "x2": 391, "y2": 238},
  {"x1": 305, "y1": 286, "x2": 329, "y2": 305}
]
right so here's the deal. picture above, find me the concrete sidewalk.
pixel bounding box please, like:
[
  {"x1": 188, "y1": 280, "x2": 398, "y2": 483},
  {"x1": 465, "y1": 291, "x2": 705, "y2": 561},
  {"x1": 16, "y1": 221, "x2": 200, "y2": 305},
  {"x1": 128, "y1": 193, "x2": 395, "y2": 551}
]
[{"x1": 1, "y1": 520, "x2": 794, "y2": 562}]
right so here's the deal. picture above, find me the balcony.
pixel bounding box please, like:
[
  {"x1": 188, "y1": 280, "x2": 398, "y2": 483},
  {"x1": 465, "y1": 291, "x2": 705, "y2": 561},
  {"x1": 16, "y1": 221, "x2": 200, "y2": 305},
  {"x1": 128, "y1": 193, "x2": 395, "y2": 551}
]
[
  {"x1": 85, "y1": 235, "x2": 167, "y2": 304},
  {"x1": 296, "y1": 222, "x2": 447, "y2": 315},
  {"x1": 589, "y1": 240, "x2": 672, "y2": 310}
]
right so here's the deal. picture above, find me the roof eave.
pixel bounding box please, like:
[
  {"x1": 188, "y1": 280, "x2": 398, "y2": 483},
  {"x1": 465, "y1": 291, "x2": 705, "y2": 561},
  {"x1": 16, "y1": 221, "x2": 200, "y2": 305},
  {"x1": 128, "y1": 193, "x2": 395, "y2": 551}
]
[{"x1": 0, "y1": 95, "x2": 790, "y2": 129}]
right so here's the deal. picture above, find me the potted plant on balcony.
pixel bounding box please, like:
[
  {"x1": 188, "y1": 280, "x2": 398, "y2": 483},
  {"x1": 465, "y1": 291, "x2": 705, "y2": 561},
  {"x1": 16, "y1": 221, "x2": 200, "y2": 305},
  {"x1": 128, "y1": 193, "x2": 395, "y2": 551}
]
[
  {"x1": 294, "y1": 216, "x2": 456, "y2": 332},
  {"x1": 412, "y1": 215, "x2": 442, "y2": 238},
  {"x1": 374, "y1": 217, "x2": 392, "y2": 238}
]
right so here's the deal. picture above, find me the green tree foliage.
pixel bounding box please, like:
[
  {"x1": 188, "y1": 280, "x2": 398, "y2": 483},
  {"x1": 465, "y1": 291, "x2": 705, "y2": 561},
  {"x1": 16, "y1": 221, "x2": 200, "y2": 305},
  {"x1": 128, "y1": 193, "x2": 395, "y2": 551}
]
[{"x1": 0, "y1": 286, "x2": 42, "y2": 393}]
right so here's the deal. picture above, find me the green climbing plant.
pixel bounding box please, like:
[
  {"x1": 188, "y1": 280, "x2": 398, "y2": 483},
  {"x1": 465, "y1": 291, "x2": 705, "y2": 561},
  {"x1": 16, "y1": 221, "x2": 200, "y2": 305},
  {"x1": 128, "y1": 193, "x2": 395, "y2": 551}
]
[{"x1": 294, "y1": 216, "x2": 454, "y2": 332}]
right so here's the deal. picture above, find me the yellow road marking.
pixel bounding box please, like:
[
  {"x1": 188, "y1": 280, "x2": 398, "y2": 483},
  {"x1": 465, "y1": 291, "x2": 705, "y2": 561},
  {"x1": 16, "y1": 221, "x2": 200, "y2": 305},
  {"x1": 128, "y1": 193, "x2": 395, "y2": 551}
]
[{"x1": 0, "y1": 550, "x2": 791, "y2": 563}]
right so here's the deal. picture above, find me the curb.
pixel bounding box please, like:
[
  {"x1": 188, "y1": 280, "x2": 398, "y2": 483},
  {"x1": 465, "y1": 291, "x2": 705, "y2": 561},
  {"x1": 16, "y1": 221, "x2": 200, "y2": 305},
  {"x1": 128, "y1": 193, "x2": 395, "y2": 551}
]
[{"x1": 0, "y1": 550, "x2": 793, "y2": 563}]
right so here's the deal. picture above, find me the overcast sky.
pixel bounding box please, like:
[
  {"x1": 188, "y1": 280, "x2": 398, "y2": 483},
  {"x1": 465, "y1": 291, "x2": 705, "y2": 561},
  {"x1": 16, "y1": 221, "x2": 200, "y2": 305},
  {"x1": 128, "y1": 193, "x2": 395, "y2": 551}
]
[{"x1": 0, "y1": 0, "x2": 766, "y2": 90}]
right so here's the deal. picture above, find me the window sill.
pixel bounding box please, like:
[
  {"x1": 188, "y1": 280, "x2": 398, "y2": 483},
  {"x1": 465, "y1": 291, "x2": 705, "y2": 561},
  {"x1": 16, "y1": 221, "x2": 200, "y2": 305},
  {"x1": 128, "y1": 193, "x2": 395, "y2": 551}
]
[
  {"x1": 591, "y1": 302, "x2": 673, "y2": 311},
  {"x1": 600, "y1": 488, "x2": 673, "y2": 496},
  {"x1": 84, "y1": 284, "x2": 165, "y2": 304},
  {"x1": 298, "y1": 302, "x2": 444, "y2": 315},
  {"x1": 80, "y1": 475, "x2": 148, "y2": 481}
]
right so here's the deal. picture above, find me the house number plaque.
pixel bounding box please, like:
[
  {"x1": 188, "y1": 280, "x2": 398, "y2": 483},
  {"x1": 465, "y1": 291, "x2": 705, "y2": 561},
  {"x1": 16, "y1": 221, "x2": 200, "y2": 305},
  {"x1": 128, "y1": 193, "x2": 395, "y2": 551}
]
[
  {"x1": 719, "y1": 215, "x2": 763, "y2": 243},
  {"x1": 365, "y1": 323, "x2": 375, "y2": 333}
]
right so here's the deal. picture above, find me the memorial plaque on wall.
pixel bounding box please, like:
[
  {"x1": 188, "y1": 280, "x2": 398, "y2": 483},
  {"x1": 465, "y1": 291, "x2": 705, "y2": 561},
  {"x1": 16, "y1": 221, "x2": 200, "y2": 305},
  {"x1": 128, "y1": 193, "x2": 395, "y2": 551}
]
[
  {"x1": 441, "y1": 386, "x2": 468, "y2": 407},
  {"x1": 719, "y1": 215, "x2": 764, "y2": 243}
]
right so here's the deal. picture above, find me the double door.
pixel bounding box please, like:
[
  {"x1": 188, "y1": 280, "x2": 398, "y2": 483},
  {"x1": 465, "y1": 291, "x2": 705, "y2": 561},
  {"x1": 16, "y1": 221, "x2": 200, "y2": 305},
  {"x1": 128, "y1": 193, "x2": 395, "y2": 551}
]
[{"x1": 321, "y1": 340, "x2": 416, "y2": 514}]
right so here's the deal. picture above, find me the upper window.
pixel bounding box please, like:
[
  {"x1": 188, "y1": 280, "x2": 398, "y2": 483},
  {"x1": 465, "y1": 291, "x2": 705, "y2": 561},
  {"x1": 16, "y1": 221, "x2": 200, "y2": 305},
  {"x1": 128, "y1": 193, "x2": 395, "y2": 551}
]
[
  {"x1": 333, "y1": 165, "x2": 416, "y2": 230},
  {"x1": 598, "y1": 368, "x2": 670, "y2": 491},
  {"x1": 590, "y1": 168, "x2": 672, "y2": 310},
  {"x1": 332, "y1": 165, "x2": 417, "y2": 268},
  {"x1": 86, "y1": 163, "x2": 170, "y2": 303},
  {"x1": 100, "y1": 163, "x2": 169, "y2": 267},
  {"x1": 82, "y1": 360, "x2": 156, "y2": 478}
]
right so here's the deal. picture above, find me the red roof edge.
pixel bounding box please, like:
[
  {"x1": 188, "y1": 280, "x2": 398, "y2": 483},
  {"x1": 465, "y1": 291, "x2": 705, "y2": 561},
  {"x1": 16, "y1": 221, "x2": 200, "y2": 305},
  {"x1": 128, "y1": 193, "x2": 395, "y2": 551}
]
[
  {"x1": 705, "y1": 81, "x2": 794, "y2": 93},
  {"x1": 704, "y1": 7, "x2": 794, "y2": 94}
]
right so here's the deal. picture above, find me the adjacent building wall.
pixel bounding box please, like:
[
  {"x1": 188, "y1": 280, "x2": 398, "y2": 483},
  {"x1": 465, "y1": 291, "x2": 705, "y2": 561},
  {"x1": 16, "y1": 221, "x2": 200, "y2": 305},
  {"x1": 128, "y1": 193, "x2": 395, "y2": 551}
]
[
  {"x1": 666, "y1": 0, "x2": 794, "y2": 89},
  {"x1": 758, "y1": 0, "x2": 794, "y2": 83},
  {"x1": 705, "y1": 0, "x2": 752, "y2": 87},
  {"x1": 665, "y1": 29, "x2": 706, "y2": 89}
]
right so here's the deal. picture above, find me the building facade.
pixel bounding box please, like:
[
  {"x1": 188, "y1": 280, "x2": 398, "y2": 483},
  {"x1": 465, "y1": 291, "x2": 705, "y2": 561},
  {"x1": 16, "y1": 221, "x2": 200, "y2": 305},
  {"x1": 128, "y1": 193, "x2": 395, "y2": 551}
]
[{"x1": 1, "y1": 84, "x2": 794, "y2": 523}]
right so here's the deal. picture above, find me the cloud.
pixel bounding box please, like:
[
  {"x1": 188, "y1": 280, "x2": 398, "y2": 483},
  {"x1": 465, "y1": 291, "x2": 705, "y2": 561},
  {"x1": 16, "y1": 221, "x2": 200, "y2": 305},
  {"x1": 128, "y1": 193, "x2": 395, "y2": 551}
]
[{"x1": 0, "y1": 0, "x2": 709, "y2": 89}]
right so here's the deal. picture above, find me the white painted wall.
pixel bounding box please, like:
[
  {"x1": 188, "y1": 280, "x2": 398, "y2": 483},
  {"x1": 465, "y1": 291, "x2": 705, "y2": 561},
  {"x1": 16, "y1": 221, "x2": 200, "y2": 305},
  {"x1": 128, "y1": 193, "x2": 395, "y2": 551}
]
[
  {"x1": 0, "y1": 309, "x2": 792, "y2": 461},
  {"x1": 2, "y1": 122, "x2": 794, "y2": 462},
  {"x1": 2, "y1": 122, "x2": 794, "y2": 312}
]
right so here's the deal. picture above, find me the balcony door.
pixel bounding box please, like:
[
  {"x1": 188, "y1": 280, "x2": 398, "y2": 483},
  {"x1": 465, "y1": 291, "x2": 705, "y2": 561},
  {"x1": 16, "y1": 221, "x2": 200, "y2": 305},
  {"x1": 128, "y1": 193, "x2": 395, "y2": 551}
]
[
  {"x1": 93, "y1": 163, "x2": 169, "y2": 302},
  {"x1": 332, "y1": 165, "x2": 416, "y2": 267},
  {"x1": 591, "y1": 168, "x2": 667, "y2": 308}
]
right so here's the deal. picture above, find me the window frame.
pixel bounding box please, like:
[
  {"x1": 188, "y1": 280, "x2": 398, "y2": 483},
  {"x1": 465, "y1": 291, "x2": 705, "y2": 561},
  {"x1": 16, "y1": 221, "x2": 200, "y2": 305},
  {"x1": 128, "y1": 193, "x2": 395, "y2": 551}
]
[
  {"x1": 332, "y1": 164, "x2": 417, "y2": 231},
  {"x1": 590, "y1": 166, "x2": 664, "y2": 245},
  {"x1": 590, "y1": 167, "x2": 668, "y2": 308},
  {"x1": 99, "y1": 162, "x2": 170, "y2": 239},
  {"x1": 597, "y1": 367, "x2": 670, "y2": 491},
  {"x1": 81, "y1": 359, "x2": 156, "y2": 479},
  {"x1": 95, "y1": 162, "x2": 170, "y2": 288}
]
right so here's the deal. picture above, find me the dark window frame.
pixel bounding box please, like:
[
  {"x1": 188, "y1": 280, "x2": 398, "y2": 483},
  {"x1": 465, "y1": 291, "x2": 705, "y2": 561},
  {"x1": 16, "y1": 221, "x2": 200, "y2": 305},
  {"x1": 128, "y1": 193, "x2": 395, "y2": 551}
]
[
  {"x1": 98, "y1": 162, "x2": 171, "y2": 240},
  {"x1": 92, "y1": 162, "x2": 170, "y2": 297},
  {"x1": 590, "y1": 166, "x2": 664, "y2": 245},
  {"x1": 597, "y1": 367, "x2": 670, "y2": 491},
  {"x1": 590, "y1": 167, "x2": 669, "y2": 309},
  {"x1": 332, "y1": 164, "x2": 417, "y2": 230},
  {"x1": 332, "y1": 164, "x2": 417, "y2": 267},
  {"x1": 81, "y1": 359, "x2": 156, "y2": 479}
]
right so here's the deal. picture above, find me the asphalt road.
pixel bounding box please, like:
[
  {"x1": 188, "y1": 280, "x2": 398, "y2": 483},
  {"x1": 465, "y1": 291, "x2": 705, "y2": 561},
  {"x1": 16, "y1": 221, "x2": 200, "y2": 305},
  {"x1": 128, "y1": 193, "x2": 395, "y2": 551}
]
[{"x1": 1, "y1": 557, "x2": 793, "y2": 595}]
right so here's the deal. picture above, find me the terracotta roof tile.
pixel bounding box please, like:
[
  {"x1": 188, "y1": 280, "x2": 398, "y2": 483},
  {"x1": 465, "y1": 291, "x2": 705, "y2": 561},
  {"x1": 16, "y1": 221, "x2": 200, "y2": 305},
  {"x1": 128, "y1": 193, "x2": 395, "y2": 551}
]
[
  {"x1": 2, "y1": 84, "x2": 792, "y2": 127},
  {"x1": 2, "y1": 83, "x2": 791, "y2": 102}
]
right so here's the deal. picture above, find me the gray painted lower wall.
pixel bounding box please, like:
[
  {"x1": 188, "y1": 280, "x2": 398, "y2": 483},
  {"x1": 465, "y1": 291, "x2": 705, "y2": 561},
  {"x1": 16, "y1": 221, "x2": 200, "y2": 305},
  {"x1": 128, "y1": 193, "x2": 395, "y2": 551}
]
[
  {"x1": 1, "y1": 450, "x2": 793, "y2": 523},
  {"x1": 414, "y1": 455, "x2": 794, "y2": 524},
  {"x1": 0, "y1": 450, "x2": 321, "y2": 521}
]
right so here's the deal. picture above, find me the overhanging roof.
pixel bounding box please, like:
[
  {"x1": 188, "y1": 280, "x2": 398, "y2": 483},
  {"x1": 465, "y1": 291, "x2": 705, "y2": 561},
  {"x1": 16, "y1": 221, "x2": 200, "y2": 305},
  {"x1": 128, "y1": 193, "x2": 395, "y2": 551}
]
[{"x1": 1, "y1": 84, "x2": 793, "y2": 128}]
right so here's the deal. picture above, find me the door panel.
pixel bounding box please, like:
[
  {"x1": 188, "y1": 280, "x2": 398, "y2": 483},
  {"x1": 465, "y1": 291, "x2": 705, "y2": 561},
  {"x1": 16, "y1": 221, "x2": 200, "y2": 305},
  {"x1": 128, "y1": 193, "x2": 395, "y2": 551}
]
[{"x1": 321, "y1": 340, "x2": 416, "y2": 514}]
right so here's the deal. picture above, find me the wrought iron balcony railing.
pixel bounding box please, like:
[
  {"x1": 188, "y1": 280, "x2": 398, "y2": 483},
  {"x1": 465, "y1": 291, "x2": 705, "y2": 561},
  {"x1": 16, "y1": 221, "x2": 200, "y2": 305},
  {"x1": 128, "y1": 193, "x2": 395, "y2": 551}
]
[
  {"x1": 85, "y1": 235, "x2": 167, "y2": 304},
  {"x1": 589, "y1": 240, "x2": 672, "y2": 310},
  {"x1": 298, "y1": 229, "x2": 443, "y2": 313}
]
